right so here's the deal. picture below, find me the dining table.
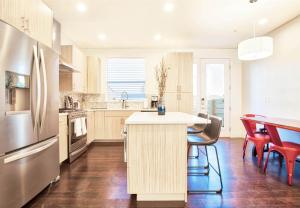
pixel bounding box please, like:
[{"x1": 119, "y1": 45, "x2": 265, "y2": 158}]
[
  {"x1": 241, "y1": 116, "x2": 300, "y2": 157},
  {"x1": 243, "y1": 116, "x2": 300, "y2": 132}
]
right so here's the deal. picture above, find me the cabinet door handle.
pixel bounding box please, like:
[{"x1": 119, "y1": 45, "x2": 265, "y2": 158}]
[
  {"x1": 21, "y1": 17, "x2": 26, "y2": 31},
  {"x1": 25, "y1": 19, "x2": 30, "y2": 33},
  {"x1": 177, "y1": 93, "x2": 181, "y2": 101},
  {"x1": 177, "y1": 85, "x2": 181, "y2": 93}
]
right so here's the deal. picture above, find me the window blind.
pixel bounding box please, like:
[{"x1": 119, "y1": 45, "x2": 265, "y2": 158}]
[{"x1": 107, "y1": 58, "x2": 145, "y2": 100}]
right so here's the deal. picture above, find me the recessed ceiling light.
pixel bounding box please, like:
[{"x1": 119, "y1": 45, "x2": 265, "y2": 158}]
[
  {"x1": 77, "y1": 3, "x2": 87, "y2": 13},
  {"x1": 163, "y1": 2, "x2": 174, "y2": 12},
  {"x1": 258, "y1": 18, "x2": 268, "y2": 25},
  {"x1": 154, "y1": 34, "x2": 162, "y2": 41},
  {"x1": 98, "y1": 33, "x2": 107, "y2": 41}
]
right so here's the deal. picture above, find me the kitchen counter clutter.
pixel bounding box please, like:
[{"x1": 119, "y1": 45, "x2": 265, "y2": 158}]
[{"x1": 125, "y1": 112, "x2": 209, "y2": 202}]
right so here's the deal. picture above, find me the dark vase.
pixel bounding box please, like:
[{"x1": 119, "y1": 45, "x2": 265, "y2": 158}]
[{"x1": 157, "y1": 97, "x2": 166, "y2": 115}]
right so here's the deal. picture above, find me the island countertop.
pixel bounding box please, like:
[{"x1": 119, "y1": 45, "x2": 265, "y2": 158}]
[{"x1": 125, "y1": 112, "x2": 209, "y2": 125}]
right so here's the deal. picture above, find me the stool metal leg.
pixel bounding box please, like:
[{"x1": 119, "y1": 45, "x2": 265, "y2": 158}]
[
  {"x1": 188, "y1": 145, "x2": 223, "y2": 194},
  {"x1": 188, "y1": 146, "x2": 210, "y2": 172},
  {"x1": 188, "y1": 145, "x2": 200, "y2": 159}
]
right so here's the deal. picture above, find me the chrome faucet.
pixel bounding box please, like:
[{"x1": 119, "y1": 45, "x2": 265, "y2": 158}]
[{"x1": 121, "y1": 91, "x2": 129, "y2": 109}]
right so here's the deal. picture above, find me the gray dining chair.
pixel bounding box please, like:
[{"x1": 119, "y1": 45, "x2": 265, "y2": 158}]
[{"x1": 187, "y1": 115, "x2": 223, "y2": 194}]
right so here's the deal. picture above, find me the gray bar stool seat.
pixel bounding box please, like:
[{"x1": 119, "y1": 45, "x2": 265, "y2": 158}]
[{"x1": 187, "y1": 113, "x2": 208, "y2": 134}]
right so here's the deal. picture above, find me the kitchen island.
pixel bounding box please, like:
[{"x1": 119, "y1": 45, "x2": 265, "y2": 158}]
[{"x1": 125, "y1": 112, "x2": 209, "y2": 202}]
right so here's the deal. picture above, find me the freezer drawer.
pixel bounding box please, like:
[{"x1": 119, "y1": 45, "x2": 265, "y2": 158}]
[{"x1": 0, "y1": 137, "x2": 59, "y2": 208}]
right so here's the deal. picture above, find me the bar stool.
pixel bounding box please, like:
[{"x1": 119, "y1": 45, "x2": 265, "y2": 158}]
[
  {"x1": 187, "y1": 115, "x2": 223, "y2": 193},
  {"x1": 187, "y1": 113, "x2": 208, "y2": 159}
]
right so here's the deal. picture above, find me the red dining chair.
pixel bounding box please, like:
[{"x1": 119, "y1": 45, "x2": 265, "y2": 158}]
[
  {"x1": 241, "y1": 117, "x2": 270, "y2": 167},
  {"x1": 263, "y1": 124, "x2": 300, "y2": 185}
]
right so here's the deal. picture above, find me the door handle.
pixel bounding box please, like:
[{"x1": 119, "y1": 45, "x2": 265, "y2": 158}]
[
  {"x1": 32, "y1": 45, "x2": 41, "y2": 136},
  {"x1": 4, "y1": 138, "x2": 57, "y2": 164},
  {"x1": 39, "y1": 49, "x2": 47, "y2": 133}
]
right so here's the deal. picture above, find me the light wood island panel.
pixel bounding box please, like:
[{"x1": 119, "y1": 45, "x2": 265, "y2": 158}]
[
  {"x1": 125, "y1": 112, "x2": 209, "y2": 202},
  {"x1": 127, "y1": 124, "x2": 187, "y2": 202}
]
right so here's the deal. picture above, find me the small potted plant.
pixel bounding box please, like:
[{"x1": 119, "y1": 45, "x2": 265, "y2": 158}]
[{"x1": 155, "y1": 58, "x2": 168, "y2": 115}]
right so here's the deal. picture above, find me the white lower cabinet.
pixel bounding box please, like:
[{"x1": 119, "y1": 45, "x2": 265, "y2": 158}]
[
  {"x1": 92, "y1": 110, "x2": 135, "y2": 141},
  {"x1": 87, "y1": 111, "x2": 95, "y2": 144},
  {"x1": 58, "y1": 114, "x2": 68, "y2": 163}
]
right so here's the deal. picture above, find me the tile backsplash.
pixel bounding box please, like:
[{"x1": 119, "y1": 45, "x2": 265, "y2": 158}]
[{"x1": 60, "y1": 92, "x2": 148, "y2": 109}]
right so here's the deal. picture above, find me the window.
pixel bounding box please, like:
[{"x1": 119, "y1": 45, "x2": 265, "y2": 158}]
[{"x1": 107, "y1": 58, "x2": 145, "y2": 100}]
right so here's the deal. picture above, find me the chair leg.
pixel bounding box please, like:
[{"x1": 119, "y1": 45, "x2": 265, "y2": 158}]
[
  {"x1": 279, "y1": 154, "x2": 283, "y2": 168},
  {"x1": 212, "y1": 145, "x2": 223, "y2": 193},
  {"x1": 243, "y1": 139, "x2": 248, "y2": 159},
  {"x1": 286, "y1": 159, "x2": 295, "y2": 186},
  {"x1": 242, "y1": 134, "x2": 247, "y2": 151},
  {"x1": 187, "y1": 144, "x2": 191, "y2": 160},
  {"x1": 285, "y1": 153, "x2": 297, "y2": 186},
  {"x1": 195, "y1": 145, "x2": 200, "y2": 159},
  {"x1": 263, "y1": 150, "x2": 272, "y2": 173},
  {"x1": 204, "y1": 146, "x2": 210, "y2": 170},
  {"x1": 255, "y1": 143, "x2": 265, "y2": 168}
]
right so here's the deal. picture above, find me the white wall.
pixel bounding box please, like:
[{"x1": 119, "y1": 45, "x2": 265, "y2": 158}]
[
  {"x1": 242, "y1": 16, "x2": 300, "y2": 140},
  {"x1": 82, "y1": 48, "x2": 243, "y2": 137}
]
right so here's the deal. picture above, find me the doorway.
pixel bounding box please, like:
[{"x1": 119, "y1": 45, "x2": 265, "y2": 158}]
[{"x1": 193, "y1": 59, "x2": 231, "y2": 137}]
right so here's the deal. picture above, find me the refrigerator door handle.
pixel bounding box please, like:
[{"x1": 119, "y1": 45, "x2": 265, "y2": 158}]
[
  {"x1": 39, "y1": 48, "x2": 47, "y2": 132},
  {"x1": 31, "y1": 45, "x2": 41, "y2": 135},
  {"x1": 4, "y1": 138, "x2": 57, "y2": 164}
]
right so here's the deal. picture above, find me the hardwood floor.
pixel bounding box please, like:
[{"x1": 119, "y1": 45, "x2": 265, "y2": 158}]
[{"x1": 25, "y1": 139, "x2": 300, "y2": 208}]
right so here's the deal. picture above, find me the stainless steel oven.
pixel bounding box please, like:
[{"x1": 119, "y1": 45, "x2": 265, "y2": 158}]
[{"x1": 67, "y1": 110, "x2": 88, "y2": 163}]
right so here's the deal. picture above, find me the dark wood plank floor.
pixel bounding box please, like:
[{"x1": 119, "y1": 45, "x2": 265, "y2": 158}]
[{"x1": 25, "y1": 138, "x2": 300, "y2": 208}]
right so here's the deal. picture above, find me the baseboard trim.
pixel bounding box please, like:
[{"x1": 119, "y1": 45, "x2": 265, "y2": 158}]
[{"x1": 91, "y1": 140, "x2": 123, "y2": 146}]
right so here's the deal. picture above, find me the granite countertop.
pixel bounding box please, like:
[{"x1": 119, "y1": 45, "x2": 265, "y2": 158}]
[{"x1": 125, "y1": 112, "x2": 209, "y2": 125}]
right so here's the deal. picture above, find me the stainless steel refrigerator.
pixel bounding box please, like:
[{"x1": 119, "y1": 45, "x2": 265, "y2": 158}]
[{"x1": 0, "y1": 20, "x2": 59, "y2": 208}]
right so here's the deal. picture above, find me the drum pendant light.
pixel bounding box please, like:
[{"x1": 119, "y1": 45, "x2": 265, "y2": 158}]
[{"x1": 238, "y1": 0, "x2": 273, "y2": 61}]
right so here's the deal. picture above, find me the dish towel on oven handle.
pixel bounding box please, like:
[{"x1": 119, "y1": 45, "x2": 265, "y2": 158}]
[
  {"x1": 74, "y1": 118, "x2": 83, "y2": 137},
  {"x1": 81, "y1": 117, "x2": 87, "y2": 135}
]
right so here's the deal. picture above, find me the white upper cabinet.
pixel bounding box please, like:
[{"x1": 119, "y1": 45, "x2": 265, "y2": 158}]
[
  {"x1": 164, "y1": 53, "x2": 179, "y2": 93},
  {"x1": 60, "y1": 45, "x2": 87, "y2": 93},
  {"x1": 164, "y1": 52, "x2": 193, "y2": 93},
  {"x1": 177, "y1": 52, "x2": 193, "y2": 93},
  {"x1": 0, "y1": 0, "x2": 53, "y2": 47},
  {"x1": 163, "y1": 52, "x2": 193, "y2": 113},
  {"x1": 87, "y1": 56, "x2": 101, "y2": 94}
]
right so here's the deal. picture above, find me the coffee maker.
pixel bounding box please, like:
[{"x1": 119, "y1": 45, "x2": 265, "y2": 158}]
[{"x1": 151, "y1": 96, "x2": 158, "y2": 108}]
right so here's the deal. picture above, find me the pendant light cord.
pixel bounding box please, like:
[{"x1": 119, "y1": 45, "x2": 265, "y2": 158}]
[{"x1": 251, "y1": 0, "x2": 257, "y2": 39}]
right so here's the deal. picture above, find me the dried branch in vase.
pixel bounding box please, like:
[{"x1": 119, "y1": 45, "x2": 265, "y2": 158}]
[{"x1": 155, "y1": 58, "x2": 168, "y2": 100}]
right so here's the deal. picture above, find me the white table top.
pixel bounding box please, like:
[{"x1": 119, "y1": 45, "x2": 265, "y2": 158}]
[{"x1": 125, "y1": 112, "x2": 209, "y2": 125}]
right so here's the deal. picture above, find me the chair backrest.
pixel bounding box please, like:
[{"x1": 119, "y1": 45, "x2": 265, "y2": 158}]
[
  {"x1": 264, "y1": 124, "x2": 283, "y2": 146},
  {"x1": 240, "y1": 118, "x2": 255, "y2": 137},
  {"x1": 198, "y1": 113, "x2": 208, "y2": 119},
  {"x1": 243, "y1": 114, "x2": 266, "y2": 133},
  {"x1": 203, "y1": 115, "x2": 222, "y2": 142}
]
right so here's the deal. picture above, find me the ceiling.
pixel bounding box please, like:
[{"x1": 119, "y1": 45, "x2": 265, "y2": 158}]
[{"x1": 44, "y1": 0, "x2": 300, "y2": 49}]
